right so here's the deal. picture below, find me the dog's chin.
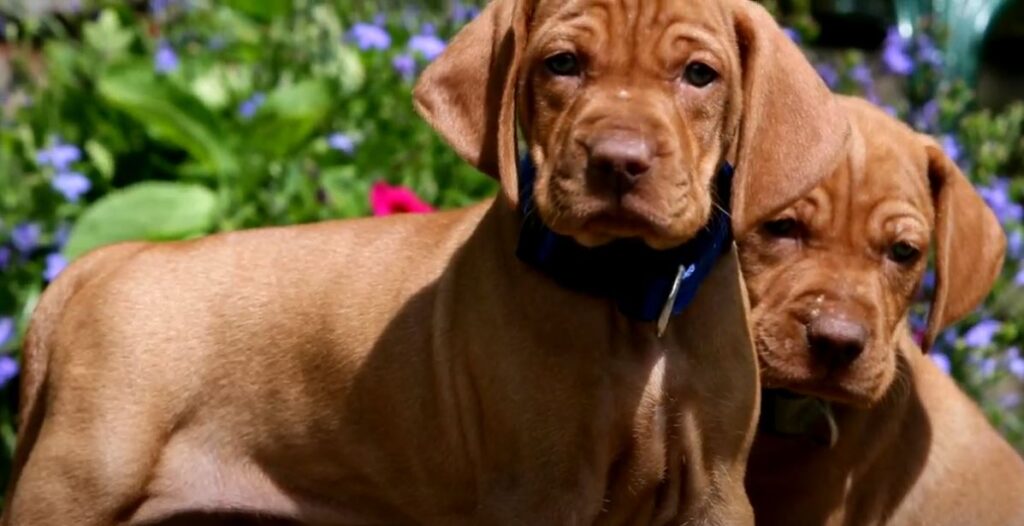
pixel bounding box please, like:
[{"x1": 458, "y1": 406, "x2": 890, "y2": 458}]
[
  {"x1": 758, "y1": 346, "x2": 893, "y2": 409},
  {"x1": 541, "y1": 196, "x2": 705, "y2": 250}
]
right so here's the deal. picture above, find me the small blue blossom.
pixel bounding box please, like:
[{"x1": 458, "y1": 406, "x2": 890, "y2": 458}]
[
  {"x1": 882, "y1": 105, "x2": 899, "y2": 117},
  {"x1": 850, "y1": 64, "x2": 873, "y2": 88},
  {"x1": 1006, "y1": 347, "x2": 1024, "y2": 380},
  {"x1": 930, "y1": 352, "x2": 951, "y2": 375},
  {"x1": 54, "y1": 223, "x2": 71, "y2": 248},
  {"x1": 150, "y1": 0, "x2": 174, "y2": 16},
  {"x1": 815, "y1": 63, "x2": 839, "y2": 88},
  {"x1": 36, "y1": 140, "x2": 82, "y2": 172},
  {"x1": 238, "y1": 92, "x2": 266, "y2": 120},
  {"x1": 0, "y1": 317, "x2": 13, "y2": 347},
  {"x1": 940, "y1": 134, "x2": 961, "y2": 163},
  {"x1": 43, "y1": 253, "x2": 67, "y2": 282},
  {"x1": 978, "y1": 178, "x2": 1024, "y2": 225},
  {"x1": 782, "y1": 27, "x2": 801, "y2": 43},
  {"x1": 0, "y1": 246, "x2": 10, "y2": 270},
  {"x1": 52, "y1": 171, "x2": 91, "y2": 203},
  {"x1": 964, "y1": 319, "x2": 1002, "y2": 348},
  {"x1": 882, "y1": 27, "x2": 914, "y2": 76},
  {"x1": 914, "y1": 99, "x2": 940, "y2": 131},
  {"x1": 915, "y1": 35, "x2": 944, "y2": 67},
  {"x1": 0, "y1": 355, "x2": 17, "y2": 389},
  {"x1": 976, "y1": 356, "x2": 999, "y2": 378},
  {"x1": 1015, "y1": 266, "x2": 1024, "y2": 286},
  {"x1": 154, "y1": 40, "x2": 180, "y2": 73},
  {"x1": 392, "y1": 53, "x2": 417, "y2": 81},
  {"x1": 349, "y1": 22, "x2": 392, "y2": 51},
  {"x1": 11, "y1": 223, "x2": 41, "y2": 254},
  {"x1": 1008, "y1": 230, "x2": 1023, "y2": 259},
  {"x1": 1002, "y1": 392, "x2": 1022, "y2": 409},
  {"x1": 328, "y1": 133, "x2": 357, "y2": 155},
  {"x1": 409, "y1": 33, "x2": 447, "y2": 62},
  {"x1": 452, "y1": 1, "x2": 480, "y2": 24}
]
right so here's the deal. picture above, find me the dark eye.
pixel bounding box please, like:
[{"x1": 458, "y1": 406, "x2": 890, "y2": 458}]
[
  {"x1": 682, "y1": 61, "x2": 718, "y2": 87},
  {"x1": 888, "y1": 241, "x2": 921, "y2": 264},
  {"x1": 763, "y1": 218, "x2": 799, "y2": 238},
  {"x1": 545, "y1": 52, "x2": 581, "y2": 76}
]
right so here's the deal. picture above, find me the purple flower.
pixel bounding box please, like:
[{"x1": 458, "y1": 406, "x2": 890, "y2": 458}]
[
  {"x1": 11, "y1": 223, "x2": 41, "y2": 254},
  {"x1": 43, "y1": 253, "x2": 67, "y2": 282},
  {"x1": 0, "y1": 355, "x2": 17, "y2": 389},
  {"x1": 1007, "y1": 347, "x2": 1024, "y2": 380},
  {"x1": 940, "y1": 134, "x2": 961, "y2": 163},
  {"x1": 349, "y1": 22, "x2": 391, "y2": 51},
  {"x1": 782, "y1": 27, "x2": 801, "y2": 43},
  {"x1": 915, "y1": 34, "x2": 944, "y2": 67},
  {"x1": 1009, "y1": 230, "x2": 1023, "y2": 259},
  {"x1": 452, "y1": 1, "x2": 480, "y2": 24},
  {"x1": 0, "y1": 317, "x2": 13, "y2": 347},
  {"x1": 977, "y1": 356, "x2": 999, "y2": 378},
  {"x1": 964, "y1": 319, "x2": 1002, "y2": 348},
  {"x1": 1001, "y1": 392, "x2": 1022, "y2": 409},
  {"x1": 914, "y1": 99, "x2": 940, "y2": 131},
  {"x1": 1015, "y1": 266, "x2": 1024, "y2": 286},
  {"x1": 0, "y1": 246, "x2": 10, "y2": 270},
  {"x1": 815, "y1": 63, "x2": 839, "y2": 88},
  {"x1": 882, "y1": 105, "x2": 899, "y2": 117},
  {"x1": 882, "y1": 27, "x2": 914, "y2": 75},
  {"x1": 978, "y1": 178, "x2": 1024, "y2": 225},
  {"x1": 328, "y1": 133, "x2": 357, "y2": 154},
  {"x1": 930, "y1": 352, "x2": 951, "y2": 375},
  {"x1": 36, "y1": 140, "x2": 81, "y2": 171},
  {"x1": 154, "y1": 40, "x2": 180, "y2": 73},
  {"x1": 54, "y1": 223, "x2": 71, "y2": 248},
  {"x1": 150, "y1": 0, "x2": 174, "y2": 16},
  {"x1": 238, "y1": 92, "x2": 265, "y2": 120},
  {"x1": 52, "y1": 171, "x2": 91, "y2": 202},
  {"x1": 409, "y1": 33, "x2": 447, "y2": 62},
  {"x1": 392, "y1": 53, "x2": 417, "y2": 81},
  {"x1": 850, "y1": 64, "x2": 873, "y2": 88}
]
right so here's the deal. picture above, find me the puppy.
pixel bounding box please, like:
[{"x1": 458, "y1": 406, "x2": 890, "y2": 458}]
[
  {"x1": 3, "y1": 1, "x2": 848, "y2": 525},
  {"x1": 739, "y1": 96, "x2": 1024, "y2": 526}
]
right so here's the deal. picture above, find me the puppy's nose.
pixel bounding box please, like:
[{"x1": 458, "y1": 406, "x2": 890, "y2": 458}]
[
  {"x1": 806, "y1": 316, "x2": 869, "y2": 367},
  {"x1": 587, "y1": 131, "x2": 653, "y2": 184}
]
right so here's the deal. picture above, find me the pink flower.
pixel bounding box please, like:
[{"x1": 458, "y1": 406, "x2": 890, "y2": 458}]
[{"x1": 370, "y1": 181, "x2": 434, "y2": 216}]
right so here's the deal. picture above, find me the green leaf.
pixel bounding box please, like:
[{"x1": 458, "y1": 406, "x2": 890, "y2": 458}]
[
  {"x1": 85, "y1": 140, "x2": 115, "y2": 181},
  {"x1": 83, "y1": 9, "x2": 134, "y2": 58},
  {"x1": 64, "y1": 182, "x2": 218, "y2": 259},
  {"x1": 223, "y1": 0, "x2": 291, "y2": 21},
  {"x1": 97, "y1": 64, "x2": 239, "y2": 176},
  {"x1": 246, "y1": 79, "x2": 332, "y2": 156}
]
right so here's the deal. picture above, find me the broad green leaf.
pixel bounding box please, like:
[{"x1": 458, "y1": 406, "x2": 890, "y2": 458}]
[
  {"x1": 98, "y1": 64, "x2": 239, "y2": 176},
  {"x1": 246, "y1": 79, "x2": 332, "y2": 156},
  {"x1": 85, "y1": 140, "x2": 115, "y2": 181},
  {"x1": 83, "y1": 9, "x2": 133, "y2": 58},
  {"x1": 64, "y1": 182, "x2": 218, "y2": 259}
]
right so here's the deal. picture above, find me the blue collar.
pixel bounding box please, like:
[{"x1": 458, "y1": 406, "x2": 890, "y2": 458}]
[{"x1": 516, "y1": 159, "x2": 734, "y2": 323}]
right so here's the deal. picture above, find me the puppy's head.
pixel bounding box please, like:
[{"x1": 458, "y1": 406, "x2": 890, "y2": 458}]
[
  {"x1": 739, "y1": 96, "x2": 1006, "y2": 407},
  {"x1": 414, "y1": 0, "x2": 848, "y2": 249}
]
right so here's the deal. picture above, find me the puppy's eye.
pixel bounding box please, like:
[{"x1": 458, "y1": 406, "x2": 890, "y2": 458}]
[
  {"x1": 763, "y1": 218, "x2": 799, "y2": 238},
  {"x1": 545, "y1": 52, "x2": 581, "y2": 76},
  {"x1": 888, "y1": 242, "x2": 921, "y2": 264},
  {"x1": 682, "y1": 62, "x2": 718, "y2": 87}
]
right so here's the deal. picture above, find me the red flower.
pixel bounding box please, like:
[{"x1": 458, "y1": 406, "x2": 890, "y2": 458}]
[{"x1": 370, "y1": 181, "x2": 434, "y2": 216}]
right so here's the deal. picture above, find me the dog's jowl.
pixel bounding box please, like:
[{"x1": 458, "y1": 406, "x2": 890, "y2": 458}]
[{"x1": 3, "y1": 1, "x2": 847, "y2": 525}]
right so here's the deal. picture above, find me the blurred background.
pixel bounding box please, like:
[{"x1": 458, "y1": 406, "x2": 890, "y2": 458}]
[{"x1": 0, "y1": 0, "x2": 1023, "y2": 500}]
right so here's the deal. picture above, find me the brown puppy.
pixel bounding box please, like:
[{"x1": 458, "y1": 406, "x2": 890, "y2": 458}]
[
  {"x1": 740, "y1": 96, "x2": 1024, "y2": 526},
  {"x1": 3, "y1": 1, "x2": 848, "y2": 525}
]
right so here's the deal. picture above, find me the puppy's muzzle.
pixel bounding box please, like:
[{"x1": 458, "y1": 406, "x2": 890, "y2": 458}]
[
  {"x1": 585, "y1": 129, "x2": 654, "y2": 194},
  {"x1": 806, "y1": 315, "x2": 869, "y2": 369}
]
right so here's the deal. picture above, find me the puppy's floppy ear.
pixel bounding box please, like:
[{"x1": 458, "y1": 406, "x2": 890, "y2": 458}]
[
  {"x1": 923, "y1": 141, "x2": 1006, "y2": 351},
  {"x1": 729, "y1": 1, "x2": 850, "y2": 237},
  {"x1": 413, "y1": 0, "x2": 532, "y2": 206}
]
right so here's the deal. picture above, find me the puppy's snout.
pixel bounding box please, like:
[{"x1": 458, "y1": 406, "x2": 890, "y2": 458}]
[
  {"x1": 586, "y1": 131, "x2": 653, "y2": 187},
  {"x1": 806, "y1": 316, "x2": 868, "y2": 368}
]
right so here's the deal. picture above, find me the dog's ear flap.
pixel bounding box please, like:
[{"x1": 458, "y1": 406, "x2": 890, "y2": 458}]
[
  {"x1": 729, "y1": 2, "x2": 850, "y2": 237},
  {"x1": 413, "y1": 0, "x2": 531, "y2": 206},
  {"x1": 923, "y1": 141, "x2": 1006, "y2": 351}
]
